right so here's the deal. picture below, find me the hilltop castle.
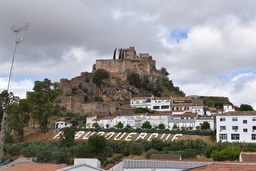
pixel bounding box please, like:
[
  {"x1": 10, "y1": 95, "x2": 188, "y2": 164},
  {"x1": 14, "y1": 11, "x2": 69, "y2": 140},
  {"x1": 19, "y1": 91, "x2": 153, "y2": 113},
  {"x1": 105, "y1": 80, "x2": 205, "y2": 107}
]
[{"x1": 92, "y1": 47, "x2": 158, "y2": 76}]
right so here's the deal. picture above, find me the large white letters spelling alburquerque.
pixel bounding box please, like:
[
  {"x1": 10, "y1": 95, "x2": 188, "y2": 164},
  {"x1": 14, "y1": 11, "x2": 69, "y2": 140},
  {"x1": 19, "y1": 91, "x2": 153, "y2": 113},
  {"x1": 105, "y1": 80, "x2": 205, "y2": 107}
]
[{"x1": 53, "y1": 131, "x2": 183, "y2": 141}]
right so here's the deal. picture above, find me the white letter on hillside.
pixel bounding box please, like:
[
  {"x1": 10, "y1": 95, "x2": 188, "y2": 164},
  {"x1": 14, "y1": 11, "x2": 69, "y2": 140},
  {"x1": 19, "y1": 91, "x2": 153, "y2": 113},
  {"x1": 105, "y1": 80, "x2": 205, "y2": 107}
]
[
  {"x1": 171, "y1": 134, "x2": 183, "y2": 141},
  {"x1": 105, "y1": 132, "x2": 115, "y2": 140},
  {"x1": 53, "y1": 131, "x2": 63, "y2": 139},
  {"x1": 125, "y1": 132, "x2": 137, "y2": 141},
  {"x1": 114, "y1": 132, "x2": 126, "y2": 140},
  {"x1": 147, "y1": 133, "x2": 159, "y2": 141},
  {"x1": 136, "y1": 133, "x2": 147, "y2": 141},
  {"x1": 83, "y1": 131, "x2": 96, "y2": 140},
  {"x1": 74, "y1": 131, "x2": 85, "y2": 139},
  {"x1": 97, "y1": 132, "x2": 105, "y2": 136}
]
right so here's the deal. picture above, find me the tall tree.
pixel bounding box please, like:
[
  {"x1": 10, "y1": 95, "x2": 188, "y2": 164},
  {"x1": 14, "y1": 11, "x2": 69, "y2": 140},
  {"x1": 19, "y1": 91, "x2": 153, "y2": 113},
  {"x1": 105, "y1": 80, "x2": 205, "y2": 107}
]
[
  {"x1": 28, "y1": 78, "x2": 63, "y2": 132},
  {"x1": 113, "y1": 47, "x2": 117, "y2": 59},
  {"x1": 239, "y1": 104, "x2": 254, "y2": 111},
  {"x1": 7, "y1": 99, "x2": 31, "y2": 141},
  {"x1": 0, "y1": 90, "x2": 19, "y2": 130}
]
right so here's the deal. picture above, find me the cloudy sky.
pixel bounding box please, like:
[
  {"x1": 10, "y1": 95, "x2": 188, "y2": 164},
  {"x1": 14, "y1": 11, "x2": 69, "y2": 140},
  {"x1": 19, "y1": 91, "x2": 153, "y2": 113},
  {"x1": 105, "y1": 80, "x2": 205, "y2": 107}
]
[{"x1": 1, "y1": 0, "x2": 256, "y2": 109}]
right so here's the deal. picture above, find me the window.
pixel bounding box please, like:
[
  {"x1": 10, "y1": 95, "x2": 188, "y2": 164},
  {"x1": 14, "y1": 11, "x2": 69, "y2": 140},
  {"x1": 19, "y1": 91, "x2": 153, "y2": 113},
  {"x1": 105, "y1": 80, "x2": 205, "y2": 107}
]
[
  {"x1": 232, "y1": 117, "x2": 238, "y2": 121},
  {"x1": 252, "y1": 126, "x2": 256, "y2": 132},
  {"x1": 184, "y1": 107, "x2": 189, "y2": 110},
  {"x1": 231, "y1": 134, "x2": 240, "y2": 140},
  {"x1": 243, "y1": 129, "x2": 248, "y2": 132},
  {"x1": 220, "y1": 126, "x2": 226, "y2": 131},
  {"x1": 219, "y1": 134, "x2": 227, "y2": 140},
  {"x1": 243, "y1": 120, "x2": 247, "y2": 124},
  {"x1": 232, "y1": 126, "x2": 238, "y2": 131},
  {"x1": 153, "y1": 106, "x2": 160, "y2": 109},
  {"x1": 161, "y1": 105, "x2": 169, "y2": 109},
  {"x1": 252, "y1": 134, "x2": 256, "y2": 140},
  {"x1": 220, "y1": 118, "x2": 226, "y2": 121},
  {"x1": 253, "y1": 117, "x2": 256, "y2": 121}
]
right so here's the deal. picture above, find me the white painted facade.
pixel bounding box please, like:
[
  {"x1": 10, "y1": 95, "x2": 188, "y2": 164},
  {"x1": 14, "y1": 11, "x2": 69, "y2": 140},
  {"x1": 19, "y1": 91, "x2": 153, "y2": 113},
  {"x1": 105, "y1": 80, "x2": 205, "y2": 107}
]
[
  {"x1": 130, "y1": 96, "x2": 171, "y2": 112},
  {"x1": 86, "y1": 112, "x2": 214, "y2": 130},
  {"x1": 216, "y1": 111, "x2": 256, "y2": 142},
  {"x1": 55, "y1": 121, "x2": 72, "y2": 129},
  {"x1": 223, "y1": 104, "x2": 235, "y2": 113}
]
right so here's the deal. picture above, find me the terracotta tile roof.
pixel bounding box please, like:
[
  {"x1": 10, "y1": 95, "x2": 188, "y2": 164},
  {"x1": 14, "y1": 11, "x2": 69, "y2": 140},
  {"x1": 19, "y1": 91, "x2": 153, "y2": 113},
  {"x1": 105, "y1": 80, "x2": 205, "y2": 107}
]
[
  {"x1": 187, "y1": 163, "x2": 256, "y2": 171},
  {"x1": 1, "y1": 162, "x2": 68, "y2": 171},
  {"x1": 173, "y1": 112, "x2": 197, "y2": 117},
  {"x1": 130, "y1": 96, "x2": 151, "y2": 100},
  {"x1": 147, "y1": 113, "x2": 172, "y2": 116},
  {"x1": 100, "y1": 116, "x2": 116, "y2": 120},
  {"x1": 240, "y1": 152, "x2": 256, "y2": 163},
  {"x1": 192, "y1": 99, "x2": 204, "y2": 106}
]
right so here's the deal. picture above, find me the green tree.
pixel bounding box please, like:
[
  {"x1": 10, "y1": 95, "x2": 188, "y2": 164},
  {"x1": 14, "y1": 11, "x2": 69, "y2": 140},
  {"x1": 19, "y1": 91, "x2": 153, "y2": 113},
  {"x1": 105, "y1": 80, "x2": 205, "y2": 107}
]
[
  {"x1": 88, "y1": 135, "x2": 107, "y2": 155},
  {"x1": 0, "y1": 90, "x2": 20, "y2": 129},
  {"x1": 59, "y1": 127, "x2": 76, "y2": 146},
  {"x1": 115, "y1": 121, "x2": 124, "y2": 128},
  {"x1": 113, "y1": 47, "x2": 117, "y2": 59},
  {"x1": 206, "y1": 101, "x2": 215, "y2": 107},
  {"x1": 7, "y1": 99, "x2": 31, "y2": 141},
  {"x1": 239, "y1": 104, "x2": 254, "y2": 111},
  {"x1": 201, "y1": 121, "x2": 210, "y2": 130},
  {"x1": 172, "y1": 123, "x2": 178, "y2": 129},
  {"x1": 92, "y1": 122, "x2": 99, "y2": 128},
  {"x1": 127, "y1": 72, "x2": 141, "y2": 88},
  {"x1": 182, "y1": 148, "x2": 197, "y2": 158},
  {"x1": 160, "y1": 67, "x2": 169, "y2": 76},
  {"x1": 75, "y1": 144, "x2": 91, "y2": 158},
  {"x1": 28, "y1": 78, "x2": 63, "y2": 132},
  {"x1": 129, "y1": 142, "x2": 144, "y2": 155},
  {"x1": 141, "y1": 121, "x2": 152, "y2": 129},
  {"x1": 92, "y1": 69, "x2": 110, "y2": 87},
  {"x1": 158, "y1": 123, "x2": 165, "y2": 130}
]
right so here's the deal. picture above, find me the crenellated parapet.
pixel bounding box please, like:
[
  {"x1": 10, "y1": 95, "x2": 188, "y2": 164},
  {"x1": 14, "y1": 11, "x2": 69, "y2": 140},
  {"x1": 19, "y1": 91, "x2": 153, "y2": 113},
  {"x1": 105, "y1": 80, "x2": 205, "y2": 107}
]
[{"x1": 93, "y1": 47, "x2": 157, "y2": 76}]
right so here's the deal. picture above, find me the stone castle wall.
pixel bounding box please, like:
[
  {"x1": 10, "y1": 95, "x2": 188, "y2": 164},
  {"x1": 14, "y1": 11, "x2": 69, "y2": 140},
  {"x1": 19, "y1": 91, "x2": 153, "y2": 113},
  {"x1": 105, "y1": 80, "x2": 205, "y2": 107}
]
[
  {"x1": 93, "y1": 47, "x2": 157, "y2": 75},
  {"x1": 94, "y1": 58, "x2": 156, "y2": 75}
]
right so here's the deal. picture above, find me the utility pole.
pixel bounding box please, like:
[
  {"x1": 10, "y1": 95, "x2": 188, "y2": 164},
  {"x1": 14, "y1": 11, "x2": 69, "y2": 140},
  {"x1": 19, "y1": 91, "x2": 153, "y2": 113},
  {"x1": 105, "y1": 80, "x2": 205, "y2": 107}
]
[{"x1": 0, "y1": 23, "x2": 30, "y2": 164}]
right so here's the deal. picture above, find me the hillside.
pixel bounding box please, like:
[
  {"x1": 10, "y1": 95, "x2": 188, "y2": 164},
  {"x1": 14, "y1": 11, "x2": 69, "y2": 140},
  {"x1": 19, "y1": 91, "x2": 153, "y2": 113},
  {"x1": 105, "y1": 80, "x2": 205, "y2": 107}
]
[{"x1": 57, "y1": 47, "x2": 185, "y2": 116}]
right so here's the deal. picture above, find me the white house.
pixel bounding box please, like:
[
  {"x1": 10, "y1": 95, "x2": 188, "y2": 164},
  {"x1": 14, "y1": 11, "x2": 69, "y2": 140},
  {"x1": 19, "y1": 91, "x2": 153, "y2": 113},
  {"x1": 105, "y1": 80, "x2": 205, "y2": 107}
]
[
  {"x1": 216, "y1": 111, "x2": 256, "y2": 142},
  {"x1": 130, "y1": 96, "x2": 171, "y2": 112},
  {"x1": 223, "y1": 104, "x2": 235, "y2": 113},
  {"x1": 55, "y1": 121, "x2": 72, "y2": 129},
  {"x1": 171, "y1": 97, "x2": 204, "y2": 116}
]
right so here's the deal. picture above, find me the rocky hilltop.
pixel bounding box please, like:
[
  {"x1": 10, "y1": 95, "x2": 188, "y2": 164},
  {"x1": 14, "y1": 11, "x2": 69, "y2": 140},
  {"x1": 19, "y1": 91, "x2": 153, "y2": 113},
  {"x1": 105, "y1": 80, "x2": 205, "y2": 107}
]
[{"x1": 58, "y1": 47, "x2": 185, "y2": 116}]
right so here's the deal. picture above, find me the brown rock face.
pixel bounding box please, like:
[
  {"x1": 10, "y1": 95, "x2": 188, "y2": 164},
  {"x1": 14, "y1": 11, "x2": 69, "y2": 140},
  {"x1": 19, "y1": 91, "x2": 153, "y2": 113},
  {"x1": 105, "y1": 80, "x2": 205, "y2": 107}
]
[{"x1": 57, "y1": 47, "x2": 178, "y2": 116}]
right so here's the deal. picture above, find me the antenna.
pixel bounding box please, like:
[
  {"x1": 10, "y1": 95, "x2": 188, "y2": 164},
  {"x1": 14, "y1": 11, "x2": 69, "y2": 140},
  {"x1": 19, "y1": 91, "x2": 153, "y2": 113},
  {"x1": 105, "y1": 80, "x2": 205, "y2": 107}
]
[{"x1": 0, "y1": 23, "x2": 30, "y2": 164}]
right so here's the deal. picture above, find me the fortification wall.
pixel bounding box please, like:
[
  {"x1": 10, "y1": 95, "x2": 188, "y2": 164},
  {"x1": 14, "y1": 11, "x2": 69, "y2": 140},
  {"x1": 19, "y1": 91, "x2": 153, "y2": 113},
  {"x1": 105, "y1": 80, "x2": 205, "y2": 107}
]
[{"x1": 94, "y1": 58, "x2": 156, "y2": 75}]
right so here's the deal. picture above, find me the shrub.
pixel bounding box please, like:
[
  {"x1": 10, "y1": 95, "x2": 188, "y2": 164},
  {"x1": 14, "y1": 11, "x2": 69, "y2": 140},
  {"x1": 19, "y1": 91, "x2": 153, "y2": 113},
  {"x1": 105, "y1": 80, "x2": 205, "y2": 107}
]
[
  {"x1": 129, "y1": 142, "x2": 144, "y2": 155},
  {"x1": 158, "y1": 123, "x2": 165, "y2": 130},
  {"x1": 92, "y1": 69, "x2": 109, "y2": 86},
  {"x1": 75, "y1": 144, "x2": 90, "y2": 158},
  {"x1": 145, "y1": 148, "x2": 159, "y2": 159},
  {"x1": 4, "y1": 131, "x2": 13, "y2": 144},
  {"x1": 4, "y1": 143, "x2": 22, "y2": 155},
  {"x1": 141, "y1": 121, "x2": 152, "y2": 129},
  {"x1": 201, "y1": 121, "x2": 210, "y2": 130},
  {"x1": 182, "y1": 148, "x2": 197, "y2": 158},
  {"x1": 127, "y1": 72, "x2": 141, "y2": 88}
]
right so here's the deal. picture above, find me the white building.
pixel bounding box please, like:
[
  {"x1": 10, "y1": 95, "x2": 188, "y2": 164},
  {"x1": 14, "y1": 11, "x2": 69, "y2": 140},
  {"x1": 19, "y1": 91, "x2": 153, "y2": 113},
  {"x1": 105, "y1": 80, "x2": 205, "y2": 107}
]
[
  {"x1": 171, "y1": 97, "x2": 204, "y2": 116},
  {"x1": 216, "y1": 111, "x2": 256, "y2": 142},
  {"x1": 55, "y1": 121, "x2": 72, "y2": 129},
  {"x1": 130, "y1": 96, "x2": 171, "y2": 112},
  {"x1": 223, "y1": 104, "x2": 235, "y2": 113}
]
